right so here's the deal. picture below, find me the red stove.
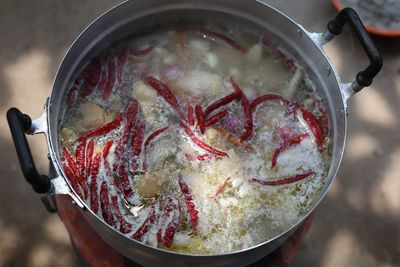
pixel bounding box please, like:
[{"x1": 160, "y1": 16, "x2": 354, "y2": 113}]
[{"x1": 44, "y1": 195, "x2": 314, "y2": 267}]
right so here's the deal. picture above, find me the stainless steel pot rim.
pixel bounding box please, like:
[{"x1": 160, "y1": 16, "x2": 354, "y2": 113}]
[
  {"x1": 44, "y1": 1, "x2": 346, "y2": 257},
  {"x1": 9, "y1": 1, "x2": 380, "y2": 264}
]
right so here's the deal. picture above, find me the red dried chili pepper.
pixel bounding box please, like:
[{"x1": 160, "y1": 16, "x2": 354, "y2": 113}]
[
  {"x1": 197, "y1": 154, "x2": 215, "y2": 161},
  {"x1": 62, "y1": 148, "x2": 88, "y2": 199},
  {"x1": 75, "y1": 141, "x2": 86, "y2": 178},
  {"x1": 62, "y1": 161, "x2": 83, "y2": 199},
  {"x1": 188, "y1": 106, "x2": 195, "y2": 126},
  {"x1": 271, "y1": 133, "x2": 309, "y2": 169},
  {"x1": 85, "y1": 140, "x2": 94, "y2": 178},
  {"x1": 142, "y1": 126, "x2": 169, "y2": 171},
  {"x1": 125, "y1": 99, "x2": 139, "y2": 130},
  {"x1": 250, "y1": 93, "x2": 293, "y2": 111},
  {"x1": 145, "y1": 76, "x2": 186, "y2": 121},
  {"x1": 131, "y1": 120, "x2": 146, "y2": 170},
  {"x1": 111, "y1": 195, "x2": 132, "y2": 234},
  {"x1": 120, "y1": 100, "x2": 139, "y2": 147},
  {"x1": 205, "y1": 109, "x2": 228, "y2": 127},
  {"x1": 250, "y1": 172, "x2": 315, "y2": 186},
  {"x1": 102, "y1": 140, "x2": 114, "y2": 160},
  {"x1": 117, "y1": 49, "x2": 129, "y2": 85},
  {"x1": 195, "y1": 105, "x2": 206, "y2": 134},
  {"x1": 144, "y1": 126, "x2": 169, "y2": 149},
  {"x1": 130, "y1": 46, "x2": 154, "y2": 57},
  {"x1": 194, "y1": 29, "x2": 247, "y2": 53},
  {"x1": 163, "y1": 203, "x2": 181, "y2": 248},
  {"x1": 114, "y1": 100, "x2": 139, "y2": 171},
  {"x1": 102, "y1": 57, "x2": 116, "y2": 100},
  {"x1": 132, "y1": 203, "x2": 157, "y2": 240},
  {"x1": 178, "y1": 175, "x2": 199, "y2": 233},
  {"x1": 180, "y1": 122, "x2": 228, "y2": 157},
  {"x1": 157, "y1": 197, "x2": 181, "y2": 248},
  {"x1": 299, "y1": 108, "x2": 324, "y2": 151},
  {"x1": 81, "y1": 58, "x2": 102, "y2": 98},
  {"x1": 119, "y1": 163, "x2": 134, "y2": 200},
  {"x1": 99, "y1": 181, "x2": 116, "y2": 226},
  {"x1": 131, "y1": 120, "x2": 145, "y2": 170},
  {"x1": 252, "y1": 95, "x2": 324, "y2": 150},
  {"x1": 78, "y1": 113, "x2": 123, "y2": 142},
  {"x1": 204, "y1": 91, "x2": 241, "y2": 117},
  {"x1": 230, "y1": 78, "x2": 253, "y2": 141},
  {"x1": 89, "y1": 153, "x2": 101, "y2": 214},
  {"x1": 261, "y1": 38, "x2": 296, "y2": 72}
]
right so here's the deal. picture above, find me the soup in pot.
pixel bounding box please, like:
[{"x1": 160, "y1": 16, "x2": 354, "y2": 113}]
[{"x1": 59, "y1": 23, "x2": 331, "y2": 254}]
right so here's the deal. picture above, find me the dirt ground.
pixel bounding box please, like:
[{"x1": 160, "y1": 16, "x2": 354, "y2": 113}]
[{"x1": 0, "y1": 0, "x2": 399, "y2": 266}]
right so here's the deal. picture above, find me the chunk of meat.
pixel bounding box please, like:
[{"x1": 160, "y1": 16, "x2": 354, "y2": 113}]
[
  {"x1": 176, "y1": 70, "x2": 224, "y2": 99},
  {"x1": 188, "y1": 39, "x2": 211, "y2": 55},
  {"x1": 205, "y1": 128, "x2": 220, "y2": 145},
  {"x1": 206, "y1": 52, "x2": 219, "y2": 68},
  {"x1": 229, "y1": 67, "x2": 243, "y2": 82},
  {"x1": 136, "y1": 173, "x2": 163, "y2": 198},
  {"x1": 246, "y1": 44, "x2": 263, "y2": 64},
  {"x1": 78, "y1": 103, "x2": 106, "y2": 129},
  {"x1": 132, "y1": 80, "x2": 157, "y2": 104},
  {"x1": 59, "y1": 127, "x2": 76, "y2": 143}
]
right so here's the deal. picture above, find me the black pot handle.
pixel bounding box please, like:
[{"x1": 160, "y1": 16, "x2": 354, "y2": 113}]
[
  {"x1": 327, "y1": 7, "x2": 383, "y2": 92},
  {"x1": 7, "y1": 108, "x2": 51, "y2": 194}
]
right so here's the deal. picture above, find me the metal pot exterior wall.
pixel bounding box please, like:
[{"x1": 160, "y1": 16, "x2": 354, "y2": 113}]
[
  {"x1": 81, "y1": 206, "x2": 297, "y2": 267},
  {"x1": 45, "y1": 1, "x2": 347, "y2": 266}
]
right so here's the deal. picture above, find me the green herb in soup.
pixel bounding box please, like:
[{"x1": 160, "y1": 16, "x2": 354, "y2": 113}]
[{"x1": 59, "y1": 26, "x2": 331, "y2": 254}]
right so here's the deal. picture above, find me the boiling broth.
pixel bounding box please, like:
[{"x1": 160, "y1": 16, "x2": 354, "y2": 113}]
[{"x1": 59, "y1": 24, "x2": 331, "y2": 254}]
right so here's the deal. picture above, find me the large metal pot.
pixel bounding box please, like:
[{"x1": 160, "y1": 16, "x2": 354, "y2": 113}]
[{"x1": 7, "y1": 1, "x2": 382, "y2": 266}]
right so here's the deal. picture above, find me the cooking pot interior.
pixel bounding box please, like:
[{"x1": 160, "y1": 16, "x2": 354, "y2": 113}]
[{"x1": 47, "y1": 1, "x2": 346, "y2": 255}]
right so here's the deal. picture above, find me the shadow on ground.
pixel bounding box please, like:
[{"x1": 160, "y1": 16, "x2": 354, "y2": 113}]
[
  {"x1": 0, "y1": 1, "x2": 117, "y2": 266},
  {"x1": 287, "y1": 4, "x2": 400, "y2": 267}
]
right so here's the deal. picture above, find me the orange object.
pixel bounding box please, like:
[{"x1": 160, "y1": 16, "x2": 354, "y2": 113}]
[
  {"x1": 332, "y1": 0, "x2": 400, "y2": 37},
  {"x1": 56, "y1": 194, "x2": 315, "y2": 266}
]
